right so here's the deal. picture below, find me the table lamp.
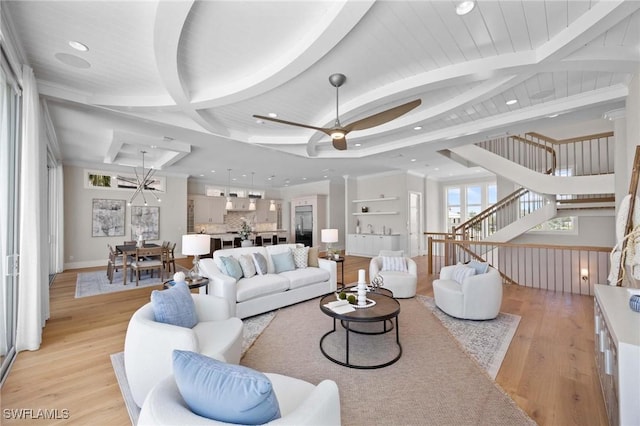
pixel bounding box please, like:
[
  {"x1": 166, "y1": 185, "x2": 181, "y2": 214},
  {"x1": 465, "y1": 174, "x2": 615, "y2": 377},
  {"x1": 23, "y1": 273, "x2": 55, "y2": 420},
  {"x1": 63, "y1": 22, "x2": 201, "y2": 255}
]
[
  {"x1": 321, "y1": 229, "x2": 339, "y2": 259},
  {"x1": 182, "y1": 234, "x2": 210, "y2": 279}
]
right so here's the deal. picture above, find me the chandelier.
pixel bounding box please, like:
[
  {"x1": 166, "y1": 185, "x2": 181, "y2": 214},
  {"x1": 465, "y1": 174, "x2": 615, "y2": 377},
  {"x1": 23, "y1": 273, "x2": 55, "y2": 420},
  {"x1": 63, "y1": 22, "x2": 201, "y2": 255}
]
[{"x1": 119, "y1": 150, "x2": 162, "y2": 206}]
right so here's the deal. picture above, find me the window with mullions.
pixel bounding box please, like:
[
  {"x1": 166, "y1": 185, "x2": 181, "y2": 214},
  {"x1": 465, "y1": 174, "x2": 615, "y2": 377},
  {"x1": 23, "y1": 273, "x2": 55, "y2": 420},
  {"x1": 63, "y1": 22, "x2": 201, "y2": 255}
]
[{"x1": 445, "y1": 182, "x2": 496, "y2": 233}]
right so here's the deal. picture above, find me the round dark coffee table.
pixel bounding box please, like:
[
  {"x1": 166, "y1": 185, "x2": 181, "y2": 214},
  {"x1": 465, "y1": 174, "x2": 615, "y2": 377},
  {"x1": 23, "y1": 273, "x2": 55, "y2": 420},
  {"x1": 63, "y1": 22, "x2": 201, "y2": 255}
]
[
  {"x1": 163, "y1": 277, "x2": 209, "y2": 294},
  {"x1": 319, "y1": 287, "x2": 401, "y2": 369}
]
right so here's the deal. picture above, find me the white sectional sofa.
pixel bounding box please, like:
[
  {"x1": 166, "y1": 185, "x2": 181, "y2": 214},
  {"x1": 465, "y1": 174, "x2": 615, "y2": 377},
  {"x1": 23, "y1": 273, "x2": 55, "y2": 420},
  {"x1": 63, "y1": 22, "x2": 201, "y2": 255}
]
[{"x1": 199, "y1": 244, "x2": 336, "y2": 319}]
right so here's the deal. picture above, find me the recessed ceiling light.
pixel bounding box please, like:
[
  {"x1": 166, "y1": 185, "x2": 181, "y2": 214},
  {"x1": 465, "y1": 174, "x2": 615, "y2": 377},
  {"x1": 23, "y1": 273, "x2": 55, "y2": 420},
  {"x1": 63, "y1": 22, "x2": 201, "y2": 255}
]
[
  {"x1": 68, "y1": 40, "x2": 88, "y2": 52},
  {"x1": 256, "y1": 119, "x2": 264, "y2": 124},
  {"x1": 547, "y1": 113, "x2": 559, "y2": 118},
  {"x1": 506, "y1": 99, "x2": 518, "y2": 105},
  {"x1": 150, "y1": 145, "x2": 157, "y2": 149},
  {"x1": 456, "y1": 1, "x2": 475, "y2": 16},
  {"x1": 268, "y1": 112, "x2": 278, "y2": 118},
  {"x1": 434, "y1": 168, "x2": 440, "y2": 171},
  {"x1": 323, "y1": 175, "x2": 328, "y2": 178},
  {"x1": 410, "y1": 158, "x2": 417, "y2": 162},
  {"x1": 199, "y1": 174, "x2": 204, "y2": 177},
  {"x1": 302, "y1": 177, "x2": 307, "y2": 180},
  {"x1": 211, "y1": 170, "x2": 215, "y2": 173},
  {"x1": 413, "y1": 126, "x2": 422, "y2": 131},
  {"x1": 354, "y1": 143, "x2": 362, "y2": 147},
  {"x1": 232, "y1": 178, "x2": 237, "y2": 181}
]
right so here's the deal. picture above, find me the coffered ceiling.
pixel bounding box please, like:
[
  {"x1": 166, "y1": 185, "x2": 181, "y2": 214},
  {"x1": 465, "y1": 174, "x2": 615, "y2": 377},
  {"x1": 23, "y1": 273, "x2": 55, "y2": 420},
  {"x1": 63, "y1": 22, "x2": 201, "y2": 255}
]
[{"x1": 3, "y1": 0, "x2": 638, "y2": 188}]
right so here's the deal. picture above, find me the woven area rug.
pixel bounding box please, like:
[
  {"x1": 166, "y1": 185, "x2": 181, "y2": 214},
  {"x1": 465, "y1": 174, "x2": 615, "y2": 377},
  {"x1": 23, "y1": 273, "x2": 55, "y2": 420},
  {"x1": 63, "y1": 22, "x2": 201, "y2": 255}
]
[
  {"x1": 242, "y1": 297, "x2": 534, "y2": 426},
  {"x1": 110, "y1": 311, "x2": 276, "y2": 425},
  {"x1": 75, "y1": 266, "x2": 188, "y2": 298},
  {"x1": 111, "y1": 297, "x2": 528, "y2": 425},
  {"x1": 417, "y1": 294, "x2": 520, "y2": 379}
]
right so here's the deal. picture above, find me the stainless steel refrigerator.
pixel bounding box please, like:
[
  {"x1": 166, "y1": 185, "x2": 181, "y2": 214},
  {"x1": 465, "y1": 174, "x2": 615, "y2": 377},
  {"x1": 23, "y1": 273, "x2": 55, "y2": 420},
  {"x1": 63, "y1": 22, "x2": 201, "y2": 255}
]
[{"x1": 294, "y1": 205, "x2": 313, "y2": 246}]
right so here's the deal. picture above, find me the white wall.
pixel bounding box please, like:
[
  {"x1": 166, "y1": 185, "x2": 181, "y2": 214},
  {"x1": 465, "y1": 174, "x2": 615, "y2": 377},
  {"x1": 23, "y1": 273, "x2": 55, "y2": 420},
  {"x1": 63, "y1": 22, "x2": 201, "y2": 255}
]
[
  {"x1": 352, "y1": 172, "x2": 407, "y2": 248},
  {"x1": 511, "y1": 215, "x2": 615, "y2": 247},
  {"x1": 425, "y1": 177, "x2": 440, "y2": 232},
  {"x1": 63, "y1": 165, "x2": 188, "y2": 269}
]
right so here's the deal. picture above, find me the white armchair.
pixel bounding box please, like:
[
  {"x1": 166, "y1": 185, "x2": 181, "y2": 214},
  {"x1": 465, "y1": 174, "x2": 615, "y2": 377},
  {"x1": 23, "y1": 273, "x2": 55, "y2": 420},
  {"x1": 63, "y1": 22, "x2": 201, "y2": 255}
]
[
  {"x1": 138, "y1": 373, "x2": 341, "y2": 426},
  {"x1": 124, "y1": 294, "x2": 243, "y2": 408},
  {"x1": 433, "y1": 264, "x2": 503, "y2": 320},
  {"x1": 369, "y1": 251, "x2": 417, "y2": 298}
]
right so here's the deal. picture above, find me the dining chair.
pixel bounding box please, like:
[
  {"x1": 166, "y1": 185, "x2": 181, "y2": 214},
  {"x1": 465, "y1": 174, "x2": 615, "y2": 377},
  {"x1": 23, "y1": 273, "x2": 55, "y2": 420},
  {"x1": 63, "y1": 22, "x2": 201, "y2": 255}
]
[
  {"x1": 163, "y1": 242, "x2": 177, "y2": 273},
  {"x1": 255, "y1": 235, "x2": 263, "y2": 246},
  {"x1": 124, "y1": 240, "x2": 137, "y2": 246},
  {"x1": 233, "y1": 237, "x2": 242, "y2": 248},
  {"x1": 107, "y1": 244, "x2": 131, "y2": 284},
  {"x1": 130, "y1": 247, "x2": 165, "y2": 286}
]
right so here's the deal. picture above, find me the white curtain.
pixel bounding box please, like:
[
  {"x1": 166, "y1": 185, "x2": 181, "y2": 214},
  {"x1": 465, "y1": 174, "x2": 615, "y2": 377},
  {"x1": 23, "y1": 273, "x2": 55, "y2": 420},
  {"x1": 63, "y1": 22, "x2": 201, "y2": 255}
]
[
  {"x1": 16, "y1": 65, "x2": 49, "y2": 352},
  {"x1": 49, "y1": 164, "x2": 64, "y2": 273}
]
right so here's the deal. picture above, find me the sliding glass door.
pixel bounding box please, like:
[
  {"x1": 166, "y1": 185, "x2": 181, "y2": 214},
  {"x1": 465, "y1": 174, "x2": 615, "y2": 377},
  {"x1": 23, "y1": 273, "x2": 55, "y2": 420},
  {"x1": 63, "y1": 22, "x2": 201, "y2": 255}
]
[{"x1": 0, "y1": 51, "x2": 21, "y2": 385}]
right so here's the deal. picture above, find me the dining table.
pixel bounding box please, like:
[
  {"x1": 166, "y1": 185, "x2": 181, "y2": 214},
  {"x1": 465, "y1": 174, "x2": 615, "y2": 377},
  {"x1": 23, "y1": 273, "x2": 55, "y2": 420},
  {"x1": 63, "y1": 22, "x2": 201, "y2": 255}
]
[{"x1": 115, "y1": 243, "x2": 161, "y2": 285}]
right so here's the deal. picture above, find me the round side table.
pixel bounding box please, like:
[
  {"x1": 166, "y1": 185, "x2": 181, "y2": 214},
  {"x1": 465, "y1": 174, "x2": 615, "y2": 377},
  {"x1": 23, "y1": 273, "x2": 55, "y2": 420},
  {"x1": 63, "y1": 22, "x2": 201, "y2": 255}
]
[{"x1": 163, "y1": 277, "x2": 209, "y2": 294}]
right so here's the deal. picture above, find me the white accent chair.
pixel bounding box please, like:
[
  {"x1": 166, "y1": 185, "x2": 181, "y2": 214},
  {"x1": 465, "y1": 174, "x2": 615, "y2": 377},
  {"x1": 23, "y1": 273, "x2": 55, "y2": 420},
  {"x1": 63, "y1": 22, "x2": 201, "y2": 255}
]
[
  {"x1": 433, "y1": 265, "x2": 503, "y2": 320},
  {"x1": 369, "y1": 251, "x2": 417, "y2": 298},
  {"x1": 124, "y1": 294, "x2": 243, "y2": 408},
  {"x1": 138, "y1": 373, "x2": 341, "y2": 426}
]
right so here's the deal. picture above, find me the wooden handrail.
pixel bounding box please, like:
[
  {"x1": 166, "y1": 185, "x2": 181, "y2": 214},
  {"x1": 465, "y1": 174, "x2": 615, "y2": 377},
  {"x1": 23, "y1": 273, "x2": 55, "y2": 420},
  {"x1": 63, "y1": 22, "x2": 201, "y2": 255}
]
[
  {"x1": 526, "y1": 131, "x2": 614, "y2": 145},
  {"x1": 426, "y1": 236, "x2": 612, "y2": 295}
]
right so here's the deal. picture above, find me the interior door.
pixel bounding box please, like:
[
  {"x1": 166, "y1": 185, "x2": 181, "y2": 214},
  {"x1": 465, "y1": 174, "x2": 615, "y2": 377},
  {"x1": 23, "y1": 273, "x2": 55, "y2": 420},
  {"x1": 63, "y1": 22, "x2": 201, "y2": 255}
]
[{"x1": 408, "y1": 191, "x2": 422, "y2": 257}]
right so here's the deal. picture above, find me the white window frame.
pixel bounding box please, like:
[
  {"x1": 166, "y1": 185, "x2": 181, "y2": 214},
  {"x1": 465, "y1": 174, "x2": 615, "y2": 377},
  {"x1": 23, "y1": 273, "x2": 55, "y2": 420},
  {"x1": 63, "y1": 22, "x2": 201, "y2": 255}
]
[{"x1": 444, "y1": 180, "x2": 497, "y2": 232}]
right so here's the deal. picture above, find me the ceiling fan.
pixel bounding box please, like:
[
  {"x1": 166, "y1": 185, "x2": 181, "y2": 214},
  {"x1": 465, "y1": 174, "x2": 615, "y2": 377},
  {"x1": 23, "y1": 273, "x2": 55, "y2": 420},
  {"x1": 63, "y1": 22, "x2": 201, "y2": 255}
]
[{"x1": 253, "y1": 73, "x2": 421, "y2": 150}]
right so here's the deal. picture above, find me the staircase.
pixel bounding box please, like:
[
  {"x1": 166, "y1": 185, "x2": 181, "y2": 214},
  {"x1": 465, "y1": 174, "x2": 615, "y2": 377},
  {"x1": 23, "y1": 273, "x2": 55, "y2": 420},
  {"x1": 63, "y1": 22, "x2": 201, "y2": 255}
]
[{"x1": 444, "y1": 132, "x2": 615, "y2": 242}]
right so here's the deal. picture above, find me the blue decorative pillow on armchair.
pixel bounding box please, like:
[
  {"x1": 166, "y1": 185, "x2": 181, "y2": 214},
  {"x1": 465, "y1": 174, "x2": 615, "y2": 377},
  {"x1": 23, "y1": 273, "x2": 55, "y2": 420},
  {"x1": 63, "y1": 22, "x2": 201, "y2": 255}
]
[
  {"x1": 150, "y1": 281, "x2": 198, "y2": 328},
  {"x1": 172, "y1": 350, "x2": 281, "y2": 424}
]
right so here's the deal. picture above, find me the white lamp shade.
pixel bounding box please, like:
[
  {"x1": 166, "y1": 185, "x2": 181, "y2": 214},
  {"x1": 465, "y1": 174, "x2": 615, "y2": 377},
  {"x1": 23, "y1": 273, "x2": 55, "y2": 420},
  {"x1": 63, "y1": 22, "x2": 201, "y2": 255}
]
[
  {"x1": 321, "y1": 229, "x2": 339, "y2": 244},
  {"x1": 182, "y1": 234, "x2": 210, "y2": 256}
]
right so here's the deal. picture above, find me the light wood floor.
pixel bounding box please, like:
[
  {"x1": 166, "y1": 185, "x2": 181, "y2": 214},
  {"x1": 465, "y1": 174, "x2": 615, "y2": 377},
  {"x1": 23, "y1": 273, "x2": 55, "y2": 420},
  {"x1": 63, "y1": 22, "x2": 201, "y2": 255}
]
[{"x1": 1, "y1": 255, "x2": 608, "y2": 425}]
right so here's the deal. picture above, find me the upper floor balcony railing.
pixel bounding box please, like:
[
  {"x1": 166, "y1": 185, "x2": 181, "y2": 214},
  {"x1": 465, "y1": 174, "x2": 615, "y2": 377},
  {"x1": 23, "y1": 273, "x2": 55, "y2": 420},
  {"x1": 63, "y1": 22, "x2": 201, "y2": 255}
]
[{"x1": 476, "y1": 131, "x2": 614, "y2": 177}]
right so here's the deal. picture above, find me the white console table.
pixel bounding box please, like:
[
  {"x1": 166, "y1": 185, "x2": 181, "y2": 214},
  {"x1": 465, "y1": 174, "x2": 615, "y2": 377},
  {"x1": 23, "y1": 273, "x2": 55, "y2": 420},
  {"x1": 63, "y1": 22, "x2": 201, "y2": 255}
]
[{"x1": 593, "y1": 284, "x2": 640, "y2": 426}]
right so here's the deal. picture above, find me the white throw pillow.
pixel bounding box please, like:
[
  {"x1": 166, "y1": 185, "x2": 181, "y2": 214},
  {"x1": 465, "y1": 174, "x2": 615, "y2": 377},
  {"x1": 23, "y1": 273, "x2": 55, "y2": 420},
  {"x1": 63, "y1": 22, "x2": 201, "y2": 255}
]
[
  {"x1": 381, "y1": 256, "x2": 407, "y2": 272},
  {"x1": 292, "y1": 246, "x2": 309, "y2": 269},
  {"x1": 452, "y1": 264, "x2": 475, "y2": 284},
  {"x1": 238, "y1": 254, "x2": 256, "y2": 278}
]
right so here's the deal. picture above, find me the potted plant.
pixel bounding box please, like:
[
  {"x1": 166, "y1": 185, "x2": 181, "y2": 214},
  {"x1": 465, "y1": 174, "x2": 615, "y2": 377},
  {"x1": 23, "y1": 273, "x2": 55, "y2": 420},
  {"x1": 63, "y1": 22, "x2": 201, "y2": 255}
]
[{"x1": 239, "y1": 219, "x2": 253, "y2": 247}]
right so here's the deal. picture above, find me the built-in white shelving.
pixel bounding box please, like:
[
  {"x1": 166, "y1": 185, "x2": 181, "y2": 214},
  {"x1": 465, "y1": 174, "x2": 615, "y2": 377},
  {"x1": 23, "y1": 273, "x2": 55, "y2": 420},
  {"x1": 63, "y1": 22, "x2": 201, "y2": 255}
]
[
  {"x1": 352, "y1": 212, "x2": 398, "y2": 216},
  {"x1": 352, "y1": 196, "x2": 398, "y2": 203}
]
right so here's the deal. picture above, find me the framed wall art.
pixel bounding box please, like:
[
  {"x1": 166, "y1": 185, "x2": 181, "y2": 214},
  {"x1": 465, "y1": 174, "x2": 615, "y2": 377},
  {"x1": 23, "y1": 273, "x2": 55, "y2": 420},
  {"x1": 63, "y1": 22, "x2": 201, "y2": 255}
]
[
  {"x1": 131, "y1": 206, "x2": 160, "y2": 241},
  {"x1": 91, "y1": 199, "x2": 126, "y2": 237}
]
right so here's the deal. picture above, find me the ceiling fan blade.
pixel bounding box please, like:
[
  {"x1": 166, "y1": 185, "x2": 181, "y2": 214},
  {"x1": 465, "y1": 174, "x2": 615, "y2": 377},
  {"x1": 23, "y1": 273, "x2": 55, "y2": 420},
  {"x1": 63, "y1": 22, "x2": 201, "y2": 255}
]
[
  {"x1": 332, "y1": 136, "x2": 347, "y2": 151},
  {"x1": 253, "y1": 115, "x2": 332, "y2": 136},
  {"x1": 343, "y1": 99, "x2": 422, "y2": 132}
]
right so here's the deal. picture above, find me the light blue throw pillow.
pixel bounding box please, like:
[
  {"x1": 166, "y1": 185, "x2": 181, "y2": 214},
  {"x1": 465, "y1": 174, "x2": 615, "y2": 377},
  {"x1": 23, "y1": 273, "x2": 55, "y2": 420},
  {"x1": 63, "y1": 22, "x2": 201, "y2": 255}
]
[
  {"x1": 272, "y1": 250, "x2": 296, "y2": 273},
  {"x1": 220, "y1": 256, "x2": 243, "y2": 280},
  {"x1": 468, "y1": 260, "x2": 489, "y2": 274},
  {"x1": 150, "y1": 281, "x2": 197, "y2": 328},
  {"x1": 172, "y1": 350, "x2": 281, "y2": 424}
]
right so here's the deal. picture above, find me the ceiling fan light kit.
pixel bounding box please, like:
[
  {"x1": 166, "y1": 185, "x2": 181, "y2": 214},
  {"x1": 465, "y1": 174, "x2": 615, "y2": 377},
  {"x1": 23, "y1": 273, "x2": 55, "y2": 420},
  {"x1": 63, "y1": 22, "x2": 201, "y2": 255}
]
[{"x1": 253, "y1": 73, "x2": 421, "y2": 151}]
